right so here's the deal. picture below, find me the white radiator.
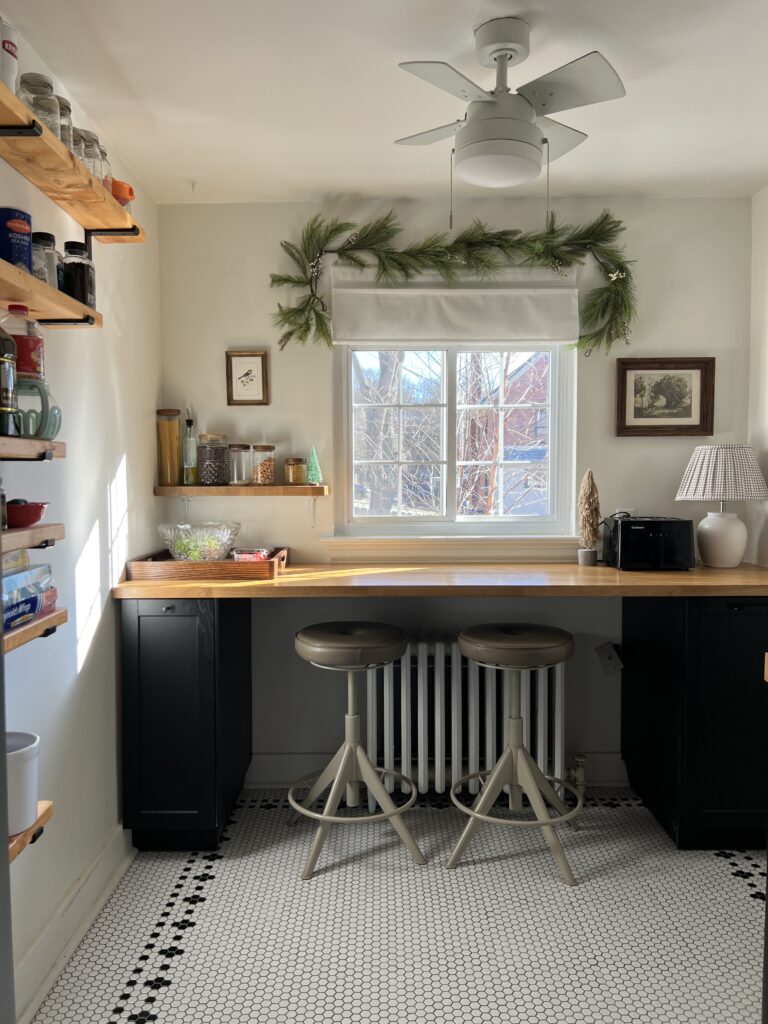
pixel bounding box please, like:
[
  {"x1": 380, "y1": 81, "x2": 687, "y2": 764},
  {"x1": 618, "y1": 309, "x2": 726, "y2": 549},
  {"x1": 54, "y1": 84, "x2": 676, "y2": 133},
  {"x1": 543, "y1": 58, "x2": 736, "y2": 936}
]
[{"x1": 365, "y1": 638, "x2": 565, "y2": 800}]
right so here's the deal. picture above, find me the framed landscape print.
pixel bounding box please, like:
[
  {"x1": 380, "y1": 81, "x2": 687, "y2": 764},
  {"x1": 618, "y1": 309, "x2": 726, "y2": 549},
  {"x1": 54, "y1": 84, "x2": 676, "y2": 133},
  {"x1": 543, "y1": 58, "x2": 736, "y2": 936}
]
[
  {"x1": 615, "y1": 357, "x2": 715, "y2": 436},
  {"x1": 226, "y1": 350, "x2": 270, "y2": 406}
]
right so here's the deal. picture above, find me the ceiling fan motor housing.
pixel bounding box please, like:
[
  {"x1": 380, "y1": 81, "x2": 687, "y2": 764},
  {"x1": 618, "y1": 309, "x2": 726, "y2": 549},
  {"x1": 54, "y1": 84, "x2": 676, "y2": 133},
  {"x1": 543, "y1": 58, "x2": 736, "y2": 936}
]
[{"x1": 454, "y1": 94, "x2": 543, "y2": 187}]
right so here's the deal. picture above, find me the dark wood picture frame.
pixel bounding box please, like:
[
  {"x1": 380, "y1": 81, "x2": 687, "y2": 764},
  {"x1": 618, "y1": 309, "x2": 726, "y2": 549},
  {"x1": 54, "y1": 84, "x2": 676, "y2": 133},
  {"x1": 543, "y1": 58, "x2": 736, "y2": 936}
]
[
  {"x1": 226, "y1": 350, "x2": 270, "y2": 406},
  {"x1": 616, "y1": 357, "x2": 715, "y2": 437}
]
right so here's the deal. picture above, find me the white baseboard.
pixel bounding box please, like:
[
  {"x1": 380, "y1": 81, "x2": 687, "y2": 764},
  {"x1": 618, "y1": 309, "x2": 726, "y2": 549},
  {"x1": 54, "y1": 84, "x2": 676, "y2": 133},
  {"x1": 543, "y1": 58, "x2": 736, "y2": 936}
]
[{"x1": 15, "y1": 827, "x2": 135, "y2": 1024}]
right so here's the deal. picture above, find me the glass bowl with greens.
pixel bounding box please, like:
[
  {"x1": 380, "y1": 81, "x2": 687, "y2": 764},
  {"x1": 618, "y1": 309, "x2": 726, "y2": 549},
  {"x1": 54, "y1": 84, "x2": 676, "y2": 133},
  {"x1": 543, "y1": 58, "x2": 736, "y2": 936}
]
[{"x1": 159, "y1": 521, "x2": 241, "y2": 561}]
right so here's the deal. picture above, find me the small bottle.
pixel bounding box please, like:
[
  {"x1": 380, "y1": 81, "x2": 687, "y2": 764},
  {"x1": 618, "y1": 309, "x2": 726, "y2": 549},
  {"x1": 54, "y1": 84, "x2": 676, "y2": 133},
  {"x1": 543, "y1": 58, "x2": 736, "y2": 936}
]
[
  {"x1": 183, "y1": 414, "x2": 197, "y2": 485},
  {"x1": 0, "y1": 477, "x2": 6, "y2": 531}
]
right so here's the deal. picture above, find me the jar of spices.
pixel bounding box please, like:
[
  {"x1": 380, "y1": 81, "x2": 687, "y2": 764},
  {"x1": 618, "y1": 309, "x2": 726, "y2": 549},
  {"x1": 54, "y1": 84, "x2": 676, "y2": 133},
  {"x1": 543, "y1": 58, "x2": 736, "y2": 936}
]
[
  {"x1": 16, "y1": 73, "x2": 60, "y2": 138},
  {"x1": 252, "y1": 444, "x2": 275, "y2": 485},
  {"x1": 157, "y1": 409, "x2": 182, "y2": 486},
  {"x1": 31, "y1": 232, "x2": 57, "y2": 287},
  {"x1": 99, "y1": 145, "x2": 112, "y2": 191},
  {"x1": 197, "y1": 434, "x2": 230, "y2": 485},
  {"x1": 79, "y1": 129, "x2": 102, "y2": 179},
  {"x1": 284, "y1": 457, "x2": 307, "y2": 485},
  {"x1": 62, "y1": 241, "x2": 96, "y2": 308},
  {"x1": 228, "y1": 443, "x2": 252, "y2": 485},
  {"x1": 55, "y1": 95, "x2": 72, "y2": 151}
]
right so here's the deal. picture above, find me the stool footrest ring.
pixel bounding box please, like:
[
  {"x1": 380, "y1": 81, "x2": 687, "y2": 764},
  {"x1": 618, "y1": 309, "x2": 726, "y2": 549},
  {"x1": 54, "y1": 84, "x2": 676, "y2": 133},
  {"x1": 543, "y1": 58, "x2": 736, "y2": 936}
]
[
  {"x1": 450, "y1": 771, "x2": 583, "y2": 827},
  {"x1": 288, "y1": 768, "x2": 418, "y2": 824}
]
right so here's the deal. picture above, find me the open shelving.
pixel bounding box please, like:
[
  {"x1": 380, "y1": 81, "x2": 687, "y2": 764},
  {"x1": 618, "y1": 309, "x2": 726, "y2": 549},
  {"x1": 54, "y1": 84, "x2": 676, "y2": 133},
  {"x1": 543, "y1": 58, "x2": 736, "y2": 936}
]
[
  {"x1": 0, "y1": 437, "x2": 65, "y2": 461},
  {"x1": 3, "y1": 608, "x2": 68, "y2": 655},
  {"x1": 0, "y1": 258, "x2": 102, "y2": 327},
  {"x1": 8, "y1": 801, "x2": 53, "y2": 863},
  {"x1": 2, "y1": 523, "x2": 64, "y2": 553},
  {"x1": 154, "y1": 485, "x2": 330, "y2": 498}
]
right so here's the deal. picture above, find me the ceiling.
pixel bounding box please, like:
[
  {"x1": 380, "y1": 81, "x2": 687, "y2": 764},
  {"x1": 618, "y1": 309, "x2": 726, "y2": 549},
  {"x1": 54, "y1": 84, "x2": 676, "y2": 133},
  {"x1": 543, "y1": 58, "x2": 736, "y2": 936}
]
[{"x1": 5, "y1": 0, "x2": 768, "y2": 203}]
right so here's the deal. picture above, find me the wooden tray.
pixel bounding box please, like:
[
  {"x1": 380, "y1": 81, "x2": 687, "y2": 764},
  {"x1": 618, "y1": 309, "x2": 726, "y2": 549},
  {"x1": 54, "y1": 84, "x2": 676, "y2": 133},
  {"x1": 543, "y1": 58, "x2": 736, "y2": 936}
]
[{"x1": 127, "y1": 548, "x2": 289, "y2": 581}]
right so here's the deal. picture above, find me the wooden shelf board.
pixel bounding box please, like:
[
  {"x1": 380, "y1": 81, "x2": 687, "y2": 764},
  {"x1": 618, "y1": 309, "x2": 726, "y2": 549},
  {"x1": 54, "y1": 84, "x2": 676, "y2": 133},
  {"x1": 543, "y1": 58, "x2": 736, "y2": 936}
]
[
  {"x1": 8, "y1": 800, "x2": 53, "y2": 863},
  {"x1": 2, "y1": 523, "x2": 64, "y2": 553},
  {"x1": 3, "y1": 607, "x2": 67, "y2": 654},
  {"x1": 0, "y1": 258, "x2": 102, "y2": 327},
  {"x1": 154, "y1": 485, "x2": 330, "y2": 497},
  {"x1": 0, "y1": 83, "x2": 144, "y2": 240},
  {"x1": 0, "y1": 437, "x2": 66, "y2": 461}
]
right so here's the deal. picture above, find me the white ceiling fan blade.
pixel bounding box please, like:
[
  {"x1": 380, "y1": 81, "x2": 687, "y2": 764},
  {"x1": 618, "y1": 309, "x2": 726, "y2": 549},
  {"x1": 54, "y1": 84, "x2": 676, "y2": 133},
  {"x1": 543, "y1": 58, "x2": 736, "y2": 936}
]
[
  {"x1": 537, "y1": 116, "x2": 587, "y2": 160},
  {"x1": 399, "y1": 61, "x2": 494, "y2": 103},
  {"x1": 517, "y1": 51, "x2": 625, "y2": 116},
  {"x1": 395, "y1": 120, "x2": 465, "y2": 146}
]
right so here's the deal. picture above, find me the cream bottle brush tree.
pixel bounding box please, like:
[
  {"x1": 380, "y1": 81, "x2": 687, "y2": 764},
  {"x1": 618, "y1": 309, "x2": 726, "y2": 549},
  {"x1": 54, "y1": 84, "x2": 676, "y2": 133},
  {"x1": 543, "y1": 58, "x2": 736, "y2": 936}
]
[{"x1": 577, "y1": 469, "x2": 601, "y2": 564}]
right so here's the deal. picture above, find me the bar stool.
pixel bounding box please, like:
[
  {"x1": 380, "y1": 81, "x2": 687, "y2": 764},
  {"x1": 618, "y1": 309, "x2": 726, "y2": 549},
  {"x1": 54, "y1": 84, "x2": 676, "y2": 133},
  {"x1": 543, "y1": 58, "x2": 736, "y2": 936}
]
[
  {"x1": 447, "y1": 623, "x2": 583, "y2": 885},
  {"x1": 288, "y1": 621, "x2": 427, "y2": 880}
]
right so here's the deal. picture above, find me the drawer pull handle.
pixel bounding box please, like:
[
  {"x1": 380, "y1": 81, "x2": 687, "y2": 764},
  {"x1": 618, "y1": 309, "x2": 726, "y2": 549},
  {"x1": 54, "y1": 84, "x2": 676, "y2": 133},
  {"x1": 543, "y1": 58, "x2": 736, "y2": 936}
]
[{"x1": 162, "y1": 605, "x2": 175, "y2": 613}]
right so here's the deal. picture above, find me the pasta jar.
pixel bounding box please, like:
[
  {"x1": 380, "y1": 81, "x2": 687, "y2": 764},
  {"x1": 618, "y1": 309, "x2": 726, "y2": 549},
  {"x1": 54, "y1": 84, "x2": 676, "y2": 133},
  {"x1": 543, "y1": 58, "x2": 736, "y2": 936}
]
[
  {"x1": 284, "y1": 457, "x2": 307, "y2": 485},
  {"x1": 156, "y1": 408, "x2": 182, "y2": 486},
  {"x1": 252, "y1": 444, "x2": 275, "y2": 485},
  {"x1": 228, "y1": 443, "x2": 252, "y2": 485},
  {"x1": 197, "y1": 434, "x2": 229, "y2": 485}
]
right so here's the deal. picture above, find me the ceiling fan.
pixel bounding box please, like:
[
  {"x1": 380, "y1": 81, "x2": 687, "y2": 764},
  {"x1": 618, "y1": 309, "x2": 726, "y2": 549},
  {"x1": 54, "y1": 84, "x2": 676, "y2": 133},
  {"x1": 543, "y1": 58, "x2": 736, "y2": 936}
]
[{"x1": 396, "y1": 17, "x2": 625, "y2": 188}]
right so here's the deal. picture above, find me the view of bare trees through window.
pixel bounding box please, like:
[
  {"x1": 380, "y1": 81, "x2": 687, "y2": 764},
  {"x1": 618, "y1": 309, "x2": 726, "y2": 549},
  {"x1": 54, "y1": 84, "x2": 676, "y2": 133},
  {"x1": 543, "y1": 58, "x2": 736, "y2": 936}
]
[{"x1": 351, "y1": 349, "x2": 550, "y2": 519}]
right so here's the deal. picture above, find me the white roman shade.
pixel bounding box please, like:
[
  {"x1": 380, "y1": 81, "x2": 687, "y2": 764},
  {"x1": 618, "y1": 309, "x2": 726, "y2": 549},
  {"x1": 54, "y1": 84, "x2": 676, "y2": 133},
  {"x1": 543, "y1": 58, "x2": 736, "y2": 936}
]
[{"x1": 331, "y1": 272, "x2": 579, "y2": 344}]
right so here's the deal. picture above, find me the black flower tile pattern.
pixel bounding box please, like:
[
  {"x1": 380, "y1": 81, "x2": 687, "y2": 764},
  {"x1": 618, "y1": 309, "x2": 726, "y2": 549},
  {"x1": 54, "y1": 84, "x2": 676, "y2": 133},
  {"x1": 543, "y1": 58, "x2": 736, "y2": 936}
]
[{"x1": 32, "y1": 788, "x2": 765, "y2": 1024}]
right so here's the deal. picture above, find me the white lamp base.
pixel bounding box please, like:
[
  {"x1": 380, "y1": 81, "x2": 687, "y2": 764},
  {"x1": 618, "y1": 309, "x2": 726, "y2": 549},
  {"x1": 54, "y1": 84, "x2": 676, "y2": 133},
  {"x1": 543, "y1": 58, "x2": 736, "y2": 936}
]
[{"x1": 696, "y1": 512, "x2": 747, "y2": 568}]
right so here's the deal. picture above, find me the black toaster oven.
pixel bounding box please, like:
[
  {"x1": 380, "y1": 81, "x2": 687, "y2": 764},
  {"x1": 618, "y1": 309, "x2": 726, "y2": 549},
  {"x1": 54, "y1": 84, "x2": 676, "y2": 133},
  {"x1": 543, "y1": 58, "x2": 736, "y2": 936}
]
[{"x1": 605, "y1": 516, "x2": 694, "y2": 571}]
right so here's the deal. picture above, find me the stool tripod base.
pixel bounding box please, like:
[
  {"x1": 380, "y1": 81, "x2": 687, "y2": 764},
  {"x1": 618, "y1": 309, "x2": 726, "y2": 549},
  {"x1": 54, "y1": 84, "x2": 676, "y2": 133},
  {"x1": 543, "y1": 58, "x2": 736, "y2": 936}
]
[{"x1": 288, "y1": 720, "x2": 426, "y2": 880}]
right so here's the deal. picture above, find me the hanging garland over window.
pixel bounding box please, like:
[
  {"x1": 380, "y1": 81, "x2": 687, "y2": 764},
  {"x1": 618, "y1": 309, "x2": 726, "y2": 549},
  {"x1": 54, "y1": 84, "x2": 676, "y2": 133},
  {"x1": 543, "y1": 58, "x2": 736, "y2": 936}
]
[{"x1": 270, "y1": 209, "x2": 635, "y2": 355}]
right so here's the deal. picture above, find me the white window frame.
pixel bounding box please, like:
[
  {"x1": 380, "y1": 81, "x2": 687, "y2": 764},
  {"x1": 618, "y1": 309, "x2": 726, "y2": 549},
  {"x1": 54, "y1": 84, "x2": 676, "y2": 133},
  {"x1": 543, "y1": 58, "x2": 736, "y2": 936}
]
[{"x1": 332, "y1": 341, "x2": 577, "y2": 538}]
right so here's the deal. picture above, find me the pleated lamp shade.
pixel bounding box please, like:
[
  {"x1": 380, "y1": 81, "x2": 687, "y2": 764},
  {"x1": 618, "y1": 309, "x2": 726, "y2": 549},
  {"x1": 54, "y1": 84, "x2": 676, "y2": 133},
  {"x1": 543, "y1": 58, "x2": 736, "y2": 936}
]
[{"x1": 676, "y1": 444, "x2": 768, "y2": 502}]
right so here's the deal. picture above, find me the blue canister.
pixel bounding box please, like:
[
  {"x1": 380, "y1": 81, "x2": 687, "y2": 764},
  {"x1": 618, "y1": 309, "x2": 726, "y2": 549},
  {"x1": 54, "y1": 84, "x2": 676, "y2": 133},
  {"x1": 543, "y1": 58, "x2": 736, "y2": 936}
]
[{"x1": 0, "y1": 208, "x2": 32, "y2": 272}]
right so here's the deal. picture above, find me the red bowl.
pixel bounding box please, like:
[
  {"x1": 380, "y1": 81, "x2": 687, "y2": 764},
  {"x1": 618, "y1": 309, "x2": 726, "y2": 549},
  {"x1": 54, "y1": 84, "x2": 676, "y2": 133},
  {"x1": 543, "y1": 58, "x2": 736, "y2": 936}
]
[{"x1": 7, "y1": 502, "x2": 48, "y2": 529}]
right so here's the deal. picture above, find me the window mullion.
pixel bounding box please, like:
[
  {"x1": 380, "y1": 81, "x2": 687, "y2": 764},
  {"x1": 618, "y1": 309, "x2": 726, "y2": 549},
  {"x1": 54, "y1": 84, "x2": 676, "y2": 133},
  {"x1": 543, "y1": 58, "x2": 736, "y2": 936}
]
[{"x1": 446, "y1": 349, "x2": 457, "y2": 522}]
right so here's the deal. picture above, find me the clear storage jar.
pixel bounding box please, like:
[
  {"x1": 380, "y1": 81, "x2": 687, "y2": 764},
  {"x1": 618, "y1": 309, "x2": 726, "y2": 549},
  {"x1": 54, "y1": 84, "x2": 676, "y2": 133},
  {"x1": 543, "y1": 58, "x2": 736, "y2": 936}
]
[
  {"x1": 99, "y1": 145, "x2": 112, "y2": 191},
  {"x1": 252, "y1": 444, "x2": 275, "y2": 485},
  {"x1": 229, "y1": 444, "x2": 252, "y2": 485},
  {"x1": 55, "y1": 95, "x2": 72, "y2": 150},
  {"x1": 17, "y1": 73, "x2": 60, "y2": 138},
  {"x1": 71, "y1": 127, "x2": 86, "y2": 163},
  {"x1": 284, "y1": 457, "x2": 307, "y2": 485},
  {"x1": 157, "y1": 408, "x2": 182, "y2": 486},
  {"x1": 197, "y1": 434, "x2": 230, "y2": 486},
  {"x1": 79, "y1": 129, "x2": 102, "y2": 179}
]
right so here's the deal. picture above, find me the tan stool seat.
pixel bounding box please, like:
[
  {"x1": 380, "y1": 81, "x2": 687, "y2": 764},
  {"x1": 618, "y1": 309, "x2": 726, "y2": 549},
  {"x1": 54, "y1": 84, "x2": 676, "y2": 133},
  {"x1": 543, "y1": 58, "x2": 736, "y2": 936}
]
[
  {"x1": 458, "y1": 623, "x2": 574, "y2": 669},
  {"x1": 295, "y1": 621, "x2": 408, "y2": 669}
]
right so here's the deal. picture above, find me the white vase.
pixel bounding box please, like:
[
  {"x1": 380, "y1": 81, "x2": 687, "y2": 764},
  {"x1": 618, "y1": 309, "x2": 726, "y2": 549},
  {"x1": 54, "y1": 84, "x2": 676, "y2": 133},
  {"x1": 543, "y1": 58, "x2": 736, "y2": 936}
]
[{"x1": 696, "y1": 512, "x2": 747, "y2": 568}]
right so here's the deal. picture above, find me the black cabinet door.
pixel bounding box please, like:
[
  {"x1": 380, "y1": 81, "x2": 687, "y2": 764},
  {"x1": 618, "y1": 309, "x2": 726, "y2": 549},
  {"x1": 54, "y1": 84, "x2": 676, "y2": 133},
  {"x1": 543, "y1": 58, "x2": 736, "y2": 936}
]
[{"x1": 122, "y1": 599, "x2": 216, "y2": 832}]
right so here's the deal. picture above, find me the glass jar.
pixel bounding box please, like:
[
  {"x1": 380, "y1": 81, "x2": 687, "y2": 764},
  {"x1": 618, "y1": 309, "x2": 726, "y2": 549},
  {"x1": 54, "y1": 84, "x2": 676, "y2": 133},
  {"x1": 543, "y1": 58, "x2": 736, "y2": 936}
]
[
  {"x1": 79, "y1": 129, "x2": 102, "y2": 179},
  {"x1": 229, "y1": 444, "x2": 252, "y2": 485},
  {"x1": 62, "y1": 241, "x2": 96, "y2": 308},
  {"x1": 55, "y1": 95, "x2": 72, "y2": 150},
  {"x1": 0, "y1": 305, "x2": 44, "y2": 381},
  {"x1": 17, "y1": 73, "x2": 60, "y2": 138},
  {"x1": 99, "y1": 145, "x2": 112, "y2": 191},
  {"x1": 252, "y1": 444, "x2": 275, "y2": 485},
  {"x1": 197, "y1": 434, "x2": 230, "y2": 485},
  {"x1": 31, "y1": 232, "x2": 57, "y2": 287},
  {"x1": 71, "y1": 127, "x2": 86, "y2": 163},
  {"x1": 285, "y1": 457, "x2": 307, "y2": 485},
  {"x1": 157, "y1": 408, "x2": 182, "y2": 486}
]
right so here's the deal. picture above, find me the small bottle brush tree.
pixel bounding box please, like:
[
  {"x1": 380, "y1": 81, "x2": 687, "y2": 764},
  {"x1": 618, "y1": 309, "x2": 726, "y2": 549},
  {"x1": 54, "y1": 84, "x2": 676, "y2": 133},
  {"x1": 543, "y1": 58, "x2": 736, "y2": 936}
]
[{"x1": 577, "y1": 469, "x2": 601, "y2": 565}]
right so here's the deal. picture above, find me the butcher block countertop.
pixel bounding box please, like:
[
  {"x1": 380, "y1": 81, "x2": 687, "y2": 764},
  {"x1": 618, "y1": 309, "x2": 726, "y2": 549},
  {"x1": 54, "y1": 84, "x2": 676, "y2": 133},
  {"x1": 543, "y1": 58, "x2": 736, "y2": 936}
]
[{"x1": 112, "y1": 562, "x2": 768, "y2": 599}]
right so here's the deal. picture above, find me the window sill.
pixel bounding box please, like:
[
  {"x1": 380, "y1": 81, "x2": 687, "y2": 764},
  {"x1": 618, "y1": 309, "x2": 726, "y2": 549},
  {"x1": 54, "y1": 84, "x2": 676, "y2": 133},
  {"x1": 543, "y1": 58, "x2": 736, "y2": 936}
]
[{"x1": 320, "y1": 535, "x2": 581, "y2": 564}]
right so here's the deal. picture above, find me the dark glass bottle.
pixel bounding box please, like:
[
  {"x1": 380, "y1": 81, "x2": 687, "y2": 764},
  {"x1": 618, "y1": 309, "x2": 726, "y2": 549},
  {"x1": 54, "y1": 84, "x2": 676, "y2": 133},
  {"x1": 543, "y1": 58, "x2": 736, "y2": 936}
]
[
  {"x1": 62, "y1": 240, "x2": 96, "y2": 308},
  {"x1": 0, "y1": 324, "x2": 19, "y2": 437}
]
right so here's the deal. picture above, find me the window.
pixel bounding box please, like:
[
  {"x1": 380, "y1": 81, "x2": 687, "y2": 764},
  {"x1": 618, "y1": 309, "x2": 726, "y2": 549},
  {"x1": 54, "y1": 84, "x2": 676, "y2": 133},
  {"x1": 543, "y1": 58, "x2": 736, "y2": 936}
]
[{"x1": 337, "y1": 343, "x2": 575, "y2": 537}]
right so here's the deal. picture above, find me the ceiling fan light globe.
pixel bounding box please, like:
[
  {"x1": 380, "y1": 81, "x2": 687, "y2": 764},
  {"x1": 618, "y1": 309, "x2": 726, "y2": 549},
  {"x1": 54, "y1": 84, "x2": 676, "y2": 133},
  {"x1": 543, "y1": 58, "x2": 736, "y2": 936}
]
[{"x1": 454, "y1": 139, "x2": 542, "y2": 187}]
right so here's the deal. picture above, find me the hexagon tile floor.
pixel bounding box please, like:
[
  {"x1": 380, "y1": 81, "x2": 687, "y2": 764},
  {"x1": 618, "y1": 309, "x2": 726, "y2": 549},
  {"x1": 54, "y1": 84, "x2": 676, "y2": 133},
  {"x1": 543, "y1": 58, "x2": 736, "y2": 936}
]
[{"x1": 31, "y1": 788, "x2": 765, "y2": 1024}]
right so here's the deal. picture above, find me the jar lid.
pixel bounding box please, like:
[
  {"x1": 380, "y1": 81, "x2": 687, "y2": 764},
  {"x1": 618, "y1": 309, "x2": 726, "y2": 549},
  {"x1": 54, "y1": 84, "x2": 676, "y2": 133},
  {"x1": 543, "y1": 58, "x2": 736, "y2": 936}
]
[
  {"x1": 32, "y1": 232, "x2": 55, "y2": 246},
  {"x1": 72, "y1": 127, "x2": 85, "y2": 143},
  {"x1": 157, "y1": 408, "x2": 181, "y2": 416},
  {"x1": 199, "y1": 433, "x2": 225, "y2": 443},
  {"x1": 64, "y1": 241, "x2": 89, "y2": 257},
  {"x1": 252, "y1": 444, "x2": 275, "y2": 451},
  {"x1": 79, "y1": 128, "x2": 99, "y2": 143},
  {"x1": 20, "y1": 72, "x2": 53, "y2": 91},
  {"x1": 228, "y1": 443, "x2": 250, "y2": 451},
  {"x1": 285, "y1": 457, "x2": 307, "y2": 465},
  {"x1": 54, "y1": 96, "x2": 71, "y2": 114},
  {"x1": 7, "y1": 304, "x2": 29, "y2": 315}
]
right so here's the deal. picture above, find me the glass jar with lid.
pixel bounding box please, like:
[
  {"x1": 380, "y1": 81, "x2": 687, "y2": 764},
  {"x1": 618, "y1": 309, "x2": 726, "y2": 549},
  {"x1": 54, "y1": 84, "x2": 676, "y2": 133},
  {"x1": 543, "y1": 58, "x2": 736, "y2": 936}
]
[
  {"x1": 284, "y1": 457, "x2": 307, "y2": 485},
  {"x1": 252, "y1": 444, "x2": 275, "y2": 485},
  {"x1": 79, "y1": 129, "x2": 102, "y2": 179},
  {"x1": 55, "y1": 95, "x2": 72, "y2": 150},
  {"x1": 62, "y1": 241, "x2": 96, "y2": 308},
  {"x1": 228, "y1": 444, "x2": 252, "y2": 485},
  {"x1": 71, "y1": 127, "x2": 86, "y2": 163},
  {"x1": 157, "y1": 409, "x2": 182, "y2": 486},
  {"x1": 99, "y1": 144, "x2": 112, "y2": 190},
  {"x1": 197, "y1": 434, "x2": 230, "y2": 486},
  {"x1": 16, "y1": 73, "x2": 60, "y2": 138}
]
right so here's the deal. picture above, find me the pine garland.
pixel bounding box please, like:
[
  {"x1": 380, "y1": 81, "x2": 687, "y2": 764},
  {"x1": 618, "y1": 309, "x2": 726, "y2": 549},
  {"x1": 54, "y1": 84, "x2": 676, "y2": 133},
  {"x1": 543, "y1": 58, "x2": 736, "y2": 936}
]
[{"x1": 270, "y1": 209, "x2": 635, "y2": 355}]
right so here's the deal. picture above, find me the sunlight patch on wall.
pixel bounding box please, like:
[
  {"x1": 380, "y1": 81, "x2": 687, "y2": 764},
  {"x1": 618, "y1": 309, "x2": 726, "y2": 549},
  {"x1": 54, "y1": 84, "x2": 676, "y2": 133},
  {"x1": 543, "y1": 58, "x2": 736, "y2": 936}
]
[
  {"x1": 75, "y1": 520, "x2": 102, "y2": 672},
  {"x1": 109, "y1": 455, "x2": 128, "y2": 587}
]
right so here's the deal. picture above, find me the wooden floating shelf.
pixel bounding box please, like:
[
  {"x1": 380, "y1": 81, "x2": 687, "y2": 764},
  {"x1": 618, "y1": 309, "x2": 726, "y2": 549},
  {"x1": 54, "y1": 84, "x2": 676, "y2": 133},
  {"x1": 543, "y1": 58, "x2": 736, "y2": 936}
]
[
  {"x1": 154, "y1": 485, "x2": 330, "y2": 497},
  {"x1": 3, "y1": 607, "x2": 68, "y2": 654},
  {"x1": 8, "y1": 800, "x2": 53, "y2": 863},
  {"x1": 2, "y1": 523, "x2": 65, "y2": 554},
  {"x1": 0, "y1": 257, "x2": 102, "y2": 327},
  {"x1": 0, "y1": 82, "x2": 144, "y2": 240},
  {"x1": 0, "y1": 437, "x2": 66, "y2": 461}
]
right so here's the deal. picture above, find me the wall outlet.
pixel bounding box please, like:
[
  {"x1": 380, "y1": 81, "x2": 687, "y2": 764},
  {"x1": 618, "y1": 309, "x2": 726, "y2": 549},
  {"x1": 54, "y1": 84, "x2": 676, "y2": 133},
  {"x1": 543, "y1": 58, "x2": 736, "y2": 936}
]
[{"x1": 595, "y1": 641, "x2": 623, "y2": 673}]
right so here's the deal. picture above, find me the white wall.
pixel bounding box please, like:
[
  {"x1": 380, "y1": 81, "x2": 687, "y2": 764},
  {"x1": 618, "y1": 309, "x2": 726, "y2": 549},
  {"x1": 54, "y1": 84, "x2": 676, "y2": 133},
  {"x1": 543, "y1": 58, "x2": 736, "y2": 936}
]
[
  {"x1": 746, "y1": 184, "x2": 768, "y2": 563},
  {"x1": 2, "y1": 30, "x2": 161, "y2": 1020}
]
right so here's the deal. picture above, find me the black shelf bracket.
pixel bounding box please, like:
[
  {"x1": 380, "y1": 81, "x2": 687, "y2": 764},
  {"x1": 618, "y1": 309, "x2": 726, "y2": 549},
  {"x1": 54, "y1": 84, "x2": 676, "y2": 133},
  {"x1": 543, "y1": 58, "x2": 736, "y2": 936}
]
[
  {"x1": 32, "y1": 539, "x2": 55, "y2": 550},
  {"x1": 84, "y1": 225, "x2": 140, "y2": 258},
  {"x1": 38, "y1": 314, "x2": 95, "y2": 327},
  {"x1": 0, "y1": 120, "x2": 43, "y2": 138},
  {"x1": 41, "y1": 626, "x2": 58, "y2": 639}
]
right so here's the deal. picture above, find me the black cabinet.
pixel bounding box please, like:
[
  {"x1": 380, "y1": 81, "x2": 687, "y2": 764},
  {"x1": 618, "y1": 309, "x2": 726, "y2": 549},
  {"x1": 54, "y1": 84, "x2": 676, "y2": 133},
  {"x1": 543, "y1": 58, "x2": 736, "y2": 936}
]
[
  {"x1": 622, "y1": 597, "x2": 768, "y2": 849},
  {"x1": 121, "y1": 598, "x2": 252, "y2": 850}
]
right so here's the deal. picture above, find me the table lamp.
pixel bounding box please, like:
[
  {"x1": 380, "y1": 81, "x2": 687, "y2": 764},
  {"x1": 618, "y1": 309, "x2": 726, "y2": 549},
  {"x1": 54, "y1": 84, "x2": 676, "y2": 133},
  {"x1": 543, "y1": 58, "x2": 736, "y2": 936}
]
[{"x1": 675, "y1": 444, "x2": 768, "y2": 567}]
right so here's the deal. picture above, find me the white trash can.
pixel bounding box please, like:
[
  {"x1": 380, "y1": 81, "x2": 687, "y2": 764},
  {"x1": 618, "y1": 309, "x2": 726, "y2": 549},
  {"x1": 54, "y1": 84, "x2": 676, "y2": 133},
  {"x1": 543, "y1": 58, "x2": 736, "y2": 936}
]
[{"x1": 6, "y1": 732, "x2": 40, "y2": 836}]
